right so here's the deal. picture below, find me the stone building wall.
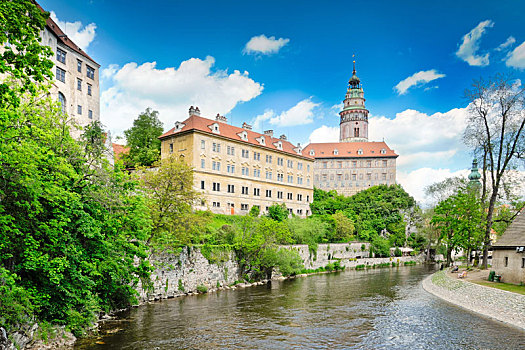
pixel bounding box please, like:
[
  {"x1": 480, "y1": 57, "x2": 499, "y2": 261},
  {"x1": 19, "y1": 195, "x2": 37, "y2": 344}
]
[{"x1": 492, "y1": 249, "x2": 525, "y2": 284}]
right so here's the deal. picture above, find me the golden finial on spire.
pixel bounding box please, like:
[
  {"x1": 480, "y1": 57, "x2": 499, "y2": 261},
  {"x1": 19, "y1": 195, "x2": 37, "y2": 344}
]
[{"x1": 352, "y1": 54, "x2": 356, "y2": 74}]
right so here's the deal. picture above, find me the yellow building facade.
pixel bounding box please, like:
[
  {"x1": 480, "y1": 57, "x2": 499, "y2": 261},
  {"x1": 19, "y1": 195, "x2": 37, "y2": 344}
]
[{"x1": 159, "y1": 108, "x2": 314, "y2": 216}]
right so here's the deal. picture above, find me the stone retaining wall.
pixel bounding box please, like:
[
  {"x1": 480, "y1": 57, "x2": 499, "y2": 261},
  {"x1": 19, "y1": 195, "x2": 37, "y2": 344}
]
[{"x1": 422, "y1": 271, "x2": 525, "y2": 330}]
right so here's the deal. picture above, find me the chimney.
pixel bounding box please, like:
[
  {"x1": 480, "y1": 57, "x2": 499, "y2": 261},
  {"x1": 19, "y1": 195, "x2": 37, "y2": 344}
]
[
  {"x1": 194, "y1": 107, "x2": 201, "y2": 116},
  {"x1": 279, "y1": 134, "x2": 287, "y2": 141},
  {"x1": 188, "y1": 106, "x2": 195, "y2": 116},
  {"x1": 215, "y1": 113, "x2": 228, "y2": 123},
  {"x1": 242, "y1": 122, "x2": 252, "y2": 130},
  {"x1": 264, "y1": 130, "x2": 274, "y2": 137}
]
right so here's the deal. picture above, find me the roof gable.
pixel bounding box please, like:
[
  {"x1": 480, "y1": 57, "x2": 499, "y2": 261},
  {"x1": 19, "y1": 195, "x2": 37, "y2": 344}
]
[
  {"x1": 302, "y1": 141, "x2": 398, "y2": 158},
  {"x1": 493, "y1": 209, "x2": 525, "y2": 247}
]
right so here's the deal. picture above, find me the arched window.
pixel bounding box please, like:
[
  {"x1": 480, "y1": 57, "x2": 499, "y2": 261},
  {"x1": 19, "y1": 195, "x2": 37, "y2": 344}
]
[
  {"x1": 354, "y1": 128, "x2": 360, "y2": 137},
  {"x1": 58, "y1": 92, "x2": 66, "y2": 114}
]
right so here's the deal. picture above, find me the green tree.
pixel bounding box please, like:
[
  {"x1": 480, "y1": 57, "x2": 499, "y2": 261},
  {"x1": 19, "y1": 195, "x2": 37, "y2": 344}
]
[
  {"x1": 464, "y1": 74, "x2": 525, "y2": 268},
  {"x1": 0, "y1": 0, "x2": 53, "y2": 108},
  {"x1": 330, "y1": 211, "x2": 355, "y2": 242},
  {"x1": 141, "y1": 155, "x2": 200, "y2": 246},
  {"x1": 267, "y1": 203, "x2": 289, "y2": 222},
  {"x1": 124, "y1": 108, "x2": 164, "y2": 167}
]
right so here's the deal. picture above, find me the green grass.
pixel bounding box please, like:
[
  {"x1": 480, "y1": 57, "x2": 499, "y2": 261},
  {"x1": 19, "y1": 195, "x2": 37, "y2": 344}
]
[{"x1": 473, "y1": 281, "x2": 525, "y2": 295}]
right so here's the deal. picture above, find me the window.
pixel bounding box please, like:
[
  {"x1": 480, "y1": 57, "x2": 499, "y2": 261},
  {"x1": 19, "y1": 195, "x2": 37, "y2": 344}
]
[
  {"x1": 88, "y1": 110, "x2": 93, "y2": 120},
  {"x1": 253, "y1": 188, "x2": 260, "y2": 196},
  {"x1": 383, "y1": 160, "x2": 388, "y2": 167},
  {"x1": 265, "y1": 171, "x2": 272, "y2": 180},
  {"x1": 212, "y1": 182, "x2": 220, "y2": 191},
  {"x1": 277, "y1": 191, "x2": 283, "y2": 199},
  {"x1": 287, "y1": 160, "x2": 293, "y2": 168},
  {"x1": 287, "y1": 175, "x2": 293, "y2": 183},
  {"x1": 297, "y1": 194, "x2": 302, "y2": 201},
  {"x1": 200, "y1": 180, "x2": 205, "y2": 189},
  {"x1": 242, "y1": 167, "x2": 249, "y2": 176},
  {"x1": 227, "y1": 184, "x2": 235, "y2": 193},
  {"x1": 56, "y1": 67, "x2": 66, "y2": 82},
  {"x1": 277, "y1": 173, "x2": 284, "y2": 182},
  {"x1": 266, "y1": 155, "x2": 272, "y2": 163},
  {"x1": 87, "y1": 65, "x2": 95, "y2": 79},
  {"x1": 253, "y1": 152, "x2": 260, "y2": 161},
  {"x1": 201, "y1": 159, "x2": 205, "y2": 168},
  {"x1": 504, "y1": 257, "x2": 508, "y2": 267},
  {"x1": 241, "y1": 186, "x2": 249, "y2": 195},
  {"x1": 367, "y1": 161, "x2": 371, "y2": 168},
  {"x1": 87, "y1": 84, "x2": 92, "y2": 96},
  {"x1": 212, "y1": 161, "x2": 221, "y2": 171},
  {"x1": 307, "y1": 178, "x2": 310, "y2": 186},
  {"x1": 212, "y1": 202, "x2": 221, "y2": 208},
  {"x1": 352, "y1": 161, "x2": 357, "y2": 168},
  {"x1": 287, "y1": 193, "x2": 293, "y2": 200},
  {"x1": 212, "y1": 142, "x2": 221, "y2": 152},
  {"x1": 298, "y1": 163, "x2": 303, "y2": 170},
  {"x1": 354, "y1": 128, "x2": 359, "y2": 137},
  {"x1": 306, "y1": 195, "x2": 310, "y2": 202},
  {"x1": 241, "y1": 204, "x2": 249, "y2": 211},
  {"x1": 297, "y1": 209, "x2": 303, "y2": 215},
  {"x1": 56, "y1": 48, "x2": 66, "y2": 63},
  {"x1": 277, "y1": 157, "x2": 284, "y2": 166},
  {"x1": 77, "y1": 105, "x2": 82, "y2": 115},
  {"x1": 77, "y1": 59, "x2": 82, "y2": 72},
  {"x1": 253, "y1": 169, "x2": 260, "y2": 177},
  {"x1": 307, "y1": 164, "x2": 310, "y2": 172},
  {"x1": 57, "y1": 92, "x2": 66, "y2": 114},
  {"x1": 77, "y1": 78, "x2": 82, "y2": 91},
  {"x1": 242, "y1": 149, "x2": 249, "y2": 158},
  {"x1": 201, "y1": 140, "x2": 205, "y2": 150},
  {"x1": 323, "y1": 162, "x2": 327, "y2": 169},
  {"x1": 522, "y1": 257, "x2": 525, "y2": 268},
  {"x1": 338, "y1": 162, "x2": 343, "y2": 168},
  {"x1": 352, "y1": 174, "x2": 357, "y2": 181},
  {"x1": 227, "y1": 145, "x2": 235, "y2": 155},
  {"x1": 265, "y1": 190, "x2": 272, "y2": 198},
  {"x1": 297, "y1": 177, "x2": 303, "y2": 184}
]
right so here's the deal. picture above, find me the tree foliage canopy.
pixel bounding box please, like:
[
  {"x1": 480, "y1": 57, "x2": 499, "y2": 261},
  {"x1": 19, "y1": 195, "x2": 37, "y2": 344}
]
[{"x1": 123, "y1": 108, "x2": 164, "y2": 167}]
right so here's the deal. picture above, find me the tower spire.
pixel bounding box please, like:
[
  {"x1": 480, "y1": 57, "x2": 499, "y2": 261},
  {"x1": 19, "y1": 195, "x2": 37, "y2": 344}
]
[{"x1": 352, "y1": 54, "x2": 356, "y2": 75}]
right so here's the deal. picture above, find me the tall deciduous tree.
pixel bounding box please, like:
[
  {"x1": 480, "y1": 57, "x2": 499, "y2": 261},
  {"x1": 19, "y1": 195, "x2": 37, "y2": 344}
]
[
  {"x1": 463, "y1": 74, "x2": 525, "y2": 268},
  {"x1": 0, "y1": 0, "x2": 53, "y2": 108},
  {"x1": 124, "y1": 108, "x2": 164, "y2": 167},
  {"x1": 140, "y1": 155, "x2": 200, "y2": 246}
]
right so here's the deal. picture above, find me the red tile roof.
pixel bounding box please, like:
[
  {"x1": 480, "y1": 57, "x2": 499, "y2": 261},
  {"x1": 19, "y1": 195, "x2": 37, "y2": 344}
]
[
  {"x1": 303, "y1": 141, "x2": 398, "y2": 158},
  {"x1": 35, "y1": 2, "x2": 98, "y2": 65},
  {"x1": 112, "y1": 143, "x2": 129, "y2": 160},
  {"x1": 159, "y1": 114, "x2": 312, "y2": 160}
]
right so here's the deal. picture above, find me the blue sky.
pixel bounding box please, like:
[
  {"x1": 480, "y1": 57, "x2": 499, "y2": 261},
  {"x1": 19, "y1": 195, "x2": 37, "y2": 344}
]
[{"x1": 40, "y1": 0, "x2": 525, "y2": 203}]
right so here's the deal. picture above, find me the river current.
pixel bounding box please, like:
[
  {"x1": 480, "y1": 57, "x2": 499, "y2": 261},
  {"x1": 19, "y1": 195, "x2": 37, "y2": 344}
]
[{"x1": 75, "y1": 265, "x2": 525, "y2": 349}]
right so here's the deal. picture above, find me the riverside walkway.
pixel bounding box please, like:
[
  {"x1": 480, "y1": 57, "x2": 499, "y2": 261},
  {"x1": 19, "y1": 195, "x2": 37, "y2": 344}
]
[{"x1": 422, "y1": 270, "x2": 525, "y2": 330}]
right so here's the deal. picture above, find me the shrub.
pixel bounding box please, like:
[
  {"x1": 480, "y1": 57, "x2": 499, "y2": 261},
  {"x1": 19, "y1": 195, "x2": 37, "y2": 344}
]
[
  {"x1": 196, "y1": 285, "x2": 208, "y2": 293},
  {"x1": 178, "y1": 279, "x2": 184, "y2": 292}
]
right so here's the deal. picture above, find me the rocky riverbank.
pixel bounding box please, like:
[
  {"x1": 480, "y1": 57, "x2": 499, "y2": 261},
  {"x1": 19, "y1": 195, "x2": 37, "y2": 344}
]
[{"x1": 422, "y1": 270, "x2": 525, "y2": 330}]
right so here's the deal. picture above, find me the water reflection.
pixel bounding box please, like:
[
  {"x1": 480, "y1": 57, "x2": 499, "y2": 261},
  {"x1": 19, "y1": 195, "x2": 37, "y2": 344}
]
[{"x1": 75, "y1": 265, "x2": 525, "y2": 349}]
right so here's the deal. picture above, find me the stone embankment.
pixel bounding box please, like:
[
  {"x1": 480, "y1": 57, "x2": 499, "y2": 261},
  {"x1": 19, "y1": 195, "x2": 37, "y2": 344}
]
[
  {"x1": 422, "y1": 270, "x2": 525, "y2": 330},
  {"x1": 140, "y1": 243, "x2": 423, "y2": 301}
]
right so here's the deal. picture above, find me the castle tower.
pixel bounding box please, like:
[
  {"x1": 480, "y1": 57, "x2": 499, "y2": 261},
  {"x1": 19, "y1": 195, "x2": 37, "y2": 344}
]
[{"x1": 339, "y1": 60, "x2": 369, "y2": 142}]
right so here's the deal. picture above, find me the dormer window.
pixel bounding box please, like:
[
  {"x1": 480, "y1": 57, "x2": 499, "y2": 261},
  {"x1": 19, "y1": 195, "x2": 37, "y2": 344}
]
[
  {"x1": 357, "y1": 148, "x2": 363, "y2": 155},
  {"x1": 174, "y1": 121, "x2": 186, "y2": 132},
  {"x1": 209, "y1": 123, "x2": 220, "y2": 134},
  {"x1": 273, "y1": 141, "x2": 282, "y2": 150},
  {"x1": 333, "y1": 149, "x2": 339, "y2": 155},
  {"x1": 381, "y1": 148, "x2": 386, "y2": 154},
  {"x1": 309, "y1": 150, "x2": 315, "y2": 156},
  {"x1": 256, "y1": 136, "x2": 265, "y2": 145}
]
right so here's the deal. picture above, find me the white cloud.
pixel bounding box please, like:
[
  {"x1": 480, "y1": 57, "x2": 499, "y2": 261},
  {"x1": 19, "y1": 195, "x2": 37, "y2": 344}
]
[
  {"x1": 252, "y1": 98, "x2": 319, "y2": 130},
  {"x1": 505, "y1": 41, "x2": 525, "y2": 69},
  {"x1": 369, "y1": 107, "x2": 469, "y2": 170},
  {"x1": 50, "y1": 11, "x2": 96, "y2": 51},
  {"x1": 398, "y1": 168, "x2": 468, "y2": 206},
  {"x1": 394, "y1": 70, "x2": 446, "y2": 95},
  {"x1": 308, "y1": 125, "x2": 339, "y2": 143},
  {"x1": 244, "y1": 34, "x2": 290, "y2": 55},
  {"x1": 101, "y1": 56, "x2": 263, "y2": 136},
  {"x1": 495, "y1": 36, "x2": 516, "y2": 51},
  {"x1": 455, "y1": 20, "x2": 494, "y2": 66}
]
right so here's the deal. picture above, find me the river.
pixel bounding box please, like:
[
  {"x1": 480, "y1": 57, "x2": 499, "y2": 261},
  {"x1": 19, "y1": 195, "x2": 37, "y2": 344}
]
[{"x1": 75, "y1": 265, "x2": 525, "y2": 349}]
